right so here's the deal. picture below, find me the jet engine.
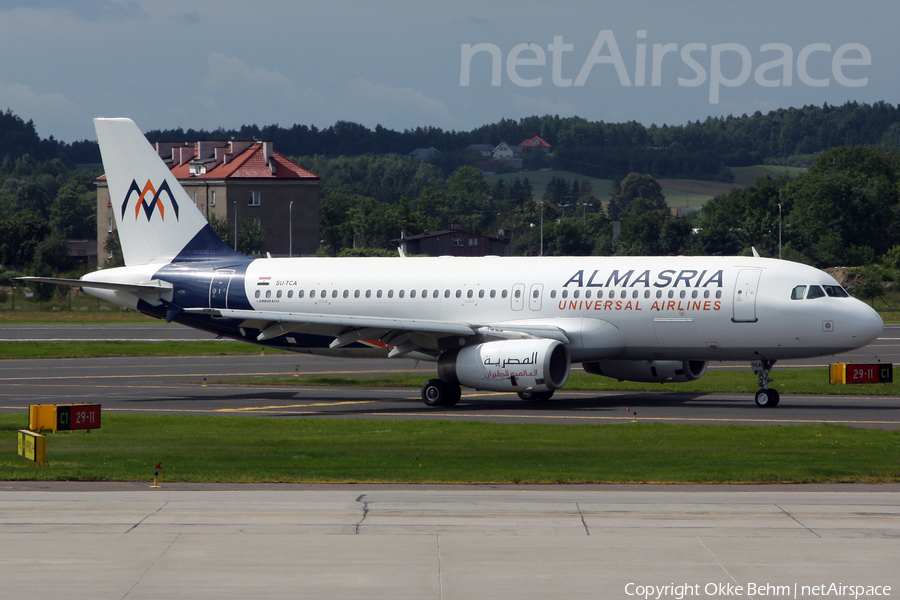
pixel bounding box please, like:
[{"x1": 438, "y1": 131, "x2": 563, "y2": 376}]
[
  {"x1": 438, "y1": 339, "x2": 570, "y2": 393},
  {"x1": 582, "y1": 359, "x2": 708, "y2": 383}
]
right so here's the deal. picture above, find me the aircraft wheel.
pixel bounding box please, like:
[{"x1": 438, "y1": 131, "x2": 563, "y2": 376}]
[
  {"x1": 517, "y1": 390, "x2": 555, "y2": 402},
  {"x1": 422, "y1": 379, "x2": 459, "y2": 407},
  {"x1": 754, "y1": 388, "x2": 779, "y2": 408}
]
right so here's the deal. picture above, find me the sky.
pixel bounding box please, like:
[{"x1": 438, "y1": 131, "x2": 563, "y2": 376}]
[{"x1": 0, "y1": 0, "x2": 898, "y2": 143}]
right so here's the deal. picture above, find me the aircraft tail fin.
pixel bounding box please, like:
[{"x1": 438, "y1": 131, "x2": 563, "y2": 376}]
[{"x1": 94, "y1": 117, "x2": 244, "y2": 266}]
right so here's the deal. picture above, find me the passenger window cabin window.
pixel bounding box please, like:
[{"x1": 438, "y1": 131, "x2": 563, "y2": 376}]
[
  {"x1": 255, "y1": 290, "x2": 260, "y2": 298},
  {"x1": 562, "y1": 290, "x2": 568, "y2": 299},
  {"x1": 354, "y1": 290, "x2": 360, "y2": 298},
  {"x1": 366, "y1": 290, "x2": 371, "y2": 298},
  {"x1": 656, "y1": 290, "x2": 662, "y2": 299},
  {"x1": 514, "y1": 289, "x2": 521, "y2": 299},
  {"x1": 433, "y1": 290, "x2": 439, "y2": 299},
  {"x1": 644, "y1": 290, "x2": 650, "y2": 299},
  {"x1": 399, "y1": 290, "x2": 405, "y2": 298},
  {"x1": 298, "y1": 290, "x2": 304, "y2": 298},
  {"x1": 332, "y1": 290, "x2": 338, "y2": 298},
  {"x1": 598, "y1": 290, "x2": 604, "y2": 299},
  {"x1": 668, "y1": 290, "x2": 674, "y2": 299},
  {"x1": 633, "y1": 290, "x2": 639, "y2": 299},
  {"x1": 287, "y1": 290, "x2": 293, "y2": 299},
  {"x1": 573, "y1": 290, "x2": 580, "y2": 299},
  {"x1": 715, "y1": 290, "x2": 722, "y2": 299},
  {"x1": 276, "y1": 290, "x2": 282, "y2": 298},
  {"x1": 467, "y1": 290, "x2": 473, "y2": 298},
  {"x1": 409, "y1": 290, "x2": 416, "y2": 298},
  {"x1": 478, "y1": 289, "x2": 484, "y2": 298},
  {"x1": 490, "y1": 290, "x2": 496, "y2": 298},
  {"x1": 703, "y1": 290, "x2": 709, "y2": 299},
  {"x1": 456, "y1": 290, "x2": 462, "y2": 298},
  {"x1": 532, "y1": 289, "x2": 539, "y2": 298},
  {"x1": 501, "y1": 290, "x2": 508, "y2": 299},
  {"x1": 550, "y1": 290, "x2": 556, "y2": 299},
  {"x1": 388, "y1": 290, "x2": 394, "y2": 298},
  {"x1": 343, "y1": 290, "x2": 349, "y2": 298},
  {"x1": 791, "y1": 285, "x2": 806, "y2": 300},
  {"x1": 377, "y1": 290, "x2": 383, "y2": 298},
  {"x1": 807, "y1": 285, "x2": 825, "y2": 299}
]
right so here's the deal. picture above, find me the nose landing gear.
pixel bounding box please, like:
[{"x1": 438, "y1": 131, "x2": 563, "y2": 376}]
[{"x1": 753, "y1": 359, "x2": 780, "y2": 407}]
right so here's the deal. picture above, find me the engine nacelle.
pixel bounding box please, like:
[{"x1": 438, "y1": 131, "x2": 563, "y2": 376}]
[
  {"x1": 582, "y1": 359, "x2": 708, "y2": 383},
  {"x1": 438, "y1": 339, "x2": 570, "y2": 393}
]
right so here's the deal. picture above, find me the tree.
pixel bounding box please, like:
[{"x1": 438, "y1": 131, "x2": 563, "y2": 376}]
[
  {"x1": 616, "y1": 198, "x2": 665, "y2": 255},
  {"x1": 609, "y1": 173, "x2": 666, "y2": 220},
  {"x1": 50, "y1": 180, "x2": 95, "y2": 239},
  {"x1": 0, "y1": 209, "x2": 50, "y2": 269},
  {"x1": 238, "y1": 219, "x2": 266, "y2": 255},
  {"x1": 103, "y1": 231, "x2": 124, "y2": 268}
]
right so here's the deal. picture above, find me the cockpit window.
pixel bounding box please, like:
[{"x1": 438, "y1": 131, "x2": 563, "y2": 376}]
[
  {"x1": 791, "y1": 285, "x2": 806, "y2": 300},
  {"x1": 822, "y1": 285, "x2": 849, "y2": 298},
  {"x1": 806, "y1": 285, "x2": 825, "y2": 299}
]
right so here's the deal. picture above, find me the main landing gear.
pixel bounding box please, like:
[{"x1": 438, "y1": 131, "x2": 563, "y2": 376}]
[
  {"x1": 421, "y1": 379, "x2": 461, "y2": 407},
  {"x1": 754, "y1": 359, "x2": 780, "y2": 408}
]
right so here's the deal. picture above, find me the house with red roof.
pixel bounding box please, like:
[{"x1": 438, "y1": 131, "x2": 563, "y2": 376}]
[
  {"x1": 97, "y1": 139, "x2": 320, "y2": 263},
  {"x1": 518, "y1": 135, "x2": 551, "y2": 153}
]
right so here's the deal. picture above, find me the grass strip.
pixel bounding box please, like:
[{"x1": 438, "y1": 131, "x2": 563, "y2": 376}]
[
  {"x1": 221, "y1": 368, "x2": 900, "y2": 396},
  {"x1": 0, "y1": 341, "x2": 285, "y2": 359},
  {"x1": 0, "y1": 414, "x2": 897, "y2": 483}
]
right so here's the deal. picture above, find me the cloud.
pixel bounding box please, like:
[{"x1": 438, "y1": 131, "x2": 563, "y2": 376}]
[
  {"x1": 0, "y1": 77, "x2": 84, "y2": 139},
  {"x1": 197, "y1": 52, "x2": 333, "y2": 127},
  {"x1": 341, "y1": 78, "x2": 457, "y2": 129},
  {"x1": 0, "y1": 0, "x2": 148, "y2": 22}
]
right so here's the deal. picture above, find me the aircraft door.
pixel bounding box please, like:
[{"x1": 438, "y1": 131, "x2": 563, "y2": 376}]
[
  {"x1": 529, "y1": 283, "x2": 543, "y2": 311},
  {"x1": 511, "y1": 283, "x2": 525, "y2": 311},
  {"x1": 209, "y1": 269, "x2": 235, "y2": 309},
  {"x1": 732, "y1": 269, "x2": 761, "y2": 323}
]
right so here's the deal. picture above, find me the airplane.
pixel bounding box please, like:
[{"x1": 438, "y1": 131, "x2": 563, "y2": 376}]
[{"x1": 22, "y1": 118, "x2": 884, "y2": 408}]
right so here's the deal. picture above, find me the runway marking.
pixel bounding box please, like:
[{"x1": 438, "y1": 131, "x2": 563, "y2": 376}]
[
  {"x1": 0, "y1": 370, "x2": 412, "y2": 382},
  {"x1": 217, "y1": 400, "x2": 379, "y2": 412}
]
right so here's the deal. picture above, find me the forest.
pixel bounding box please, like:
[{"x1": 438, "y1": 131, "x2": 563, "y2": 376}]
[{"x1": 1, "y1": 102, "x2": 900, "y2": 301}]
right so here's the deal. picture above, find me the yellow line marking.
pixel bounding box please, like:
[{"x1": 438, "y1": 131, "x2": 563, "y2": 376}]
[{"x1": 217, "y1": 400, "x2": 378, "y2": 412}]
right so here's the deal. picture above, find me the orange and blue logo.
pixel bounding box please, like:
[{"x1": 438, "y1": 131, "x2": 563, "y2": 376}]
[{"x1": 121, "y1": 179, "x2": 179, "y2": 221}]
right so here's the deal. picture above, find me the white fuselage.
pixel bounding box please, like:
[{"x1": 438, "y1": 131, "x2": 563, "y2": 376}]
[{"x1": 224, "y1": 254, "x2": 879, "y2": 362}]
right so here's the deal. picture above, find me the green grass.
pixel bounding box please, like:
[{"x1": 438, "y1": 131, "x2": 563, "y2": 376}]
[
  {"x1": 221, "y1": 367, "x2": 900, "y2": 396},
  {"x1": 1, "y1": 414, "x2": 897, "y2": 483},
  {"x1": 0, "y1": 340, "x2": 284, "y2": 359}
]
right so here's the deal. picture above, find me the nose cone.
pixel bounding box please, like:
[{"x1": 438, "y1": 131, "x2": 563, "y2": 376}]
[{"x1": 850, "y1": 301, "x2": 883, "y2": 348}]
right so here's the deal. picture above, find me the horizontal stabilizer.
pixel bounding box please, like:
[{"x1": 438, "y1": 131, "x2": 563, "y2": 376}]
[{"x1": 16, "y1": 277, "x2": 173, "y2": 294}]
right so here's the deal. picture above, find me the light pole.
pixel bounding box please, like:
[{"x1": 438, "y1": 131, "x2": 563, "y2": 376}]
[
  {"x1": 580, "y1": 202, "x2": 593, "y2": 226},
  {"x1": 233, "y1": 201, "x2": 238, "y2": 251},
  {"x1": 289, "y1": 200, "x2": 294, "y2": 258},
  {"x1": 539, "y1": 200, "x2": 544, "y2": 256},
  {"x1": 778, "y1": 203, "x2": 782, "y2": 259}
]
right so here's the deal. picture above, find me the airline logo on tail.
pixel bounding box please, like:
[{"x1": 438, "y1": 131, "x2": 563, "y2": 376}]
[{"x1": 122, "y1": 179, "x2": 180, "y2": 222}]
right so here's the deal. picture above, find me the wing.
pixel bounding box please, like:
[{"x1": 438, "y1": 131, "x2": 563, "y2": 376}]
[{"x1": 185, "y1": 307, "x2": 569, "y2": 359}]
